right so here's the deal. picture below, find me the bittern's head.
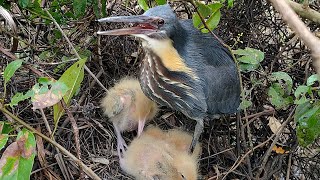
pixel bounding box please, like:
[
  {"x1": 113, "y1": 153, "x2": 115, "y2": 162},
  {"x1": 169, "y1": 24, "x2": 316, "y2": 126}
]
[{"x1": 97, "y1": 4, "x2": 179, "y2": 41}]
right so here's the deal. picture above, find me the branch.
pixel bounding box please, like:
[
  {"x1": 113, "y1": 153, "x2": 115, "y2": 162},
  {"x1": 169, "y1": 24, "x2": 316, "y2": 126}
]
[
  {"x1": 44, "y1": 9, "x2": 108, "y2": 92},
  {"x1": 0, "y1": 105, "x2": 101, "y2": 180},
  {"x1": 269, "y1": 0, "x2": 320, "y2": 75},
  {"x1": 287, "y1": 0, "x2": 320, "y2": 25}
]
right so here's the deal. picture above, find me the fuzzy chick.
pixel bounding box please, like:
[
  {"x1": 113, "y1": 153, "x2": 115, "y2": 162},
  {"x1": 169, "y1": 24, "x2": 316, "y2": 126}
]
[
  {"x1": 101, "y1": 77, "x2": 158, "y2": 162},
  {"x1": 121, "y1": 126, "x2": 201, "y2": 180}
]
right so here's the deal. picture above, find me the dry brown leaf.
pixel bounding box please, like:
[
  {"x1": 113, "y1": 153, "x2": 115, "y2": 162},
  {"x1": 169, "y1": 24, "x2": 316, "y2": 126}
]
[{"x1": 268, "y1": 116, "x2": 282, "y2": 134}]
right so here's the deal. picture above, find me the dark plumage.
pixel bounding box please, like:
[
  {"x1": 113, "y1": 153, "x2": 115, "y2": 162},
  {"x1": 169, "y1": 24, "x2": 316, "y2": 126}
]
[{"x1": 98, "y1": 4, "x2": 240, "y2": 152}]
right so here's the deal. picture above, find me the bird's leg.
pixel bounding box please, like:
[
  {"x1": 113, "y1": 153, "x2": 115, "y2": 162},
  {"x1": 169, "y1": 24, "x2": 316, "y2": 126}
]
[
  {"x1": 189, "y1": 118, "x2": 204, "y2": 153},
  {"x1": 137, "y1": 118, "x2": 146, "y2": 137},
  {"x1": 113, "y1": 124, "x2": 128, "y2": 166}
]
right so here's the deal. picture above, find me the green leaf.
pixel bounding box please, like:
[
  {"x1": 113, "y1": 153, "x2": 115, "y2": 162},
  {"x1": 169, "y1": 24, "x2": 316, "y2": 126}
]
[
  {"x1": 270, "y1": 72, "x2": 293, "y2": 93},
  {"x1": 201, "y1": 7, "x2": 221, "y2": 33},
  {"x1": 0, "y1": 134, "x2": 8, "y2": 151},
  {"x1": 239, "y1": 63, "x2": 259, "y2": 72},
  {"x1": 0, "y1": 122, "x2": 13, "y2": 134},
  {"x1": 3, "y1": 60, "x2": 23, "y2": 86},
  {"x1": 295, "y1": 101, "x2": 320, "y2": 147},
  {"x1": 268, "y1": 84, "x2": 293, "y2": 109},
  {"x1": 227, "y1": 0, "x2": 234, "y2": 8},
  {"x1": 155, "y1": 0, "x2": 166, "y2": 5},
  {"x1": 240, "y1": 99, "x2": 252, "y2": 109},
  {"x1": 73, "y1": 0, "x2": 87, "y2": 18},
  {"x1": 294, "y1": 85, "x2": 311, "y2": 105},
  {"x1": 234, "y1": 48, "x2": 264, "y2": 64},
  {"x1": 9, "y1": 92, "x2": 31, "y2": 108},
  {"x1": 138, "y1": 0, "x2": 149, "y2": 11},
  {"x1": 306, "y1": 74, "x2": 319, "y2": 86},
  {"x1": 0, "y1": 129, "x2": 36, "y2": 180},
  {"x1": 18, "y1": 0, "x2": 31, "y2": 8},
  {"x1": 92, "y1": 0, "x2": 100, "y2": 18},
  {"x1": 53, "y1": 59, "x2": 86, "y2": 126},
  {"x1": 193, "y1": 3, "x2": 212, "y2": 29}
]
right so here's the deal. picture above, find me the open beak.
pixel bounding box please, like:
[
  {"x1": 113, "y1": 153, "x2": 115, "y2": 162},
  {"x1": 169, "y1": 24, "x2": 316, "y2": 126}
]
[{"x1": 97, "y1": 15, "x2": 161, "y2": 36}]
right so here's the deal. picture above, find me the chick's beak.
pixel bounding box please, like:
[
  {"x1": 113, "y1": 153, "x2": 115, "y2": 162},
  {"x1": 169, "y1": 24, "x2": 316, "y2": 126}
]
[{"x1": 97, "y1": 15, "x2": 161, "y2": 35}]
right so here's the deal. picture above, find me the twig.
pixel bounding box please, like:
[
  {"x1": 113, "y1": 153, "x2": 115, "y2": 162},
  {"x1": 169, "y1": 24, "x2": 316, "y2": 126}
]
[
  {"x1": 199, "y1": 147, "x2": 234, "y2": 161},
  {"x1": 44, "y1": 9, "x2": 108, "y2": 92},
  {"x1": 0, "y1": 45, "x2": 16, "y2": 60},
  {"x1": 286, "y1": 153, "x2": 292, "y2": 180},
  {"x1": 287, "y1": 0, "x2": 320, "y2": 25},
  {"x1": 221, "y1": 133, "x2": 276, "y2": 179},
  {"x1": 269, "y1": 0, "x2": 320, "y2": 75},
  {"x1": 60, "y1": 100, "x2": 84, "y2": 179},
  {"x1": 0, "y1": 105, "x2": 101, "y2": 180},
  {"x1": 241, "y1": 108, "x2": 275, "y2": 120},
  {"x1": 255, "y1": 106, "x2": 296, "y2": 178}
]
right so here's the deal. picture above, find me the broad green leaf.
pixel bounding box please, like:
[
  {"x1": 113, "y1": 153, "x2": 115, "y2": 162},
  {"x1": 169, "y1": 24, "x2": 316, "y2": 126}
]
[
  {"x1": 3, "y1": 60, "x2": 23, "y2": 86},
  {"x1": 193, "y1": 3, "x2": 212, "y2": 29},
  {"x1": 268, "y1": 84, "x2": 293, "y2": 109},
  {"x1": 201, "y1": 9, "x2": 221, "y2": 33},
  {"x1": 73, "y1": 0, "x2": 87, "y2": 18},
  {"x1": 53, "y1": 59, "x2": 86, "y2": 125},
  {"x1": 138, "y1": 0, "x2": 149, "y2": 11},
  {"x1": 294, "y1": 85, "x2": 311, "y2": 105},
  {"x1": 0, "y1": 129, "x2": 36, "y2": 180},
  {"x1": 155, "y1": 0, "x2": 166, "y2": 5},
  {"x1": 239, "y1": 63, "x2": 259, "y2": 72},
  {"x1": 234, "y1": 48, "x2": 264, "y2": 64},
  {"x1": 270, "y1": 72, "x2": 293, "y2": 93},
  {"x1": 307, "y1": 74, "x2": 319, "y2": 86},
  {"x1": 295, "y1": 101, "x2": 320, "y2": 147},
  {"x1": 0, "y1": 134, "x2": 8, "y2": 151},
  {"x1": 240, "y1": 99, "x2": 252, "y2": 109}
]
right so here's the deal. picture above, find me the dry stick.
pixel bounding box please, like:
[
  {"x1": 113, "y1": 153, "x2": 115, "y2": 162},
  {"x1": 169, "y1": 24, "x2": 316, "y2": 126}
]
[
  {"x1": 0, "y1": 106, "x2": 101, "y2": 180},
  {"x1": 286, "y1": 153, "x2": 293, "y2": 180},
  {"x1": 222, "y1": 108, "x2": 294, "y2": 179},
  {"x1": 44, "y1": 9, "x2": 108, "y2": 92},
  {"x1": 241, "y1": 108, "x2": 275, "y2": 120},
  {"x1": 255, "y1": 106, "x2": 296, "y2": 178},
  {"x1": 60, "y1": 100, "x2": 84, "y2": 179},
  {"x1": 287, "y1": 0, "x2": 320, "y2": 25},
  {"x1": 219, "y1": 133, "x2": 276, "y2": 180},
  {"x1": 269, "y1": 0, "x2": 320, "y2": 75}
]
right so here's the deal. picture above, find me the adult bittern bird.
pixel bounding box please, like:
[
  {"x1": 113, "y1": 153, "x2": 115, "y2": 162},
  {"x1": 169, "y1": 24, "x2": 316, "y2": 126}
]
[
  {"x1": 101, "y1": 77, "x2": 158, "y2": 162},
  {"x1": 121, "y1": 126, "x2": 201, "y2": 180},
  {"x1": 98, "y1": 4, "x2": 240, "y2": 152}
]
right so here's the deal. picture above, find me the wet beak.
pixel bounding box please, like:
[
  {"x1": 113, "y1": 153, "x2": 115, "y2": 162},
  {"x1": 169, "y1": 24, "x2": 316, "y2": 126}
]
[{"x1": 97, "y1": 15, "x2": 160, "y2": 35}]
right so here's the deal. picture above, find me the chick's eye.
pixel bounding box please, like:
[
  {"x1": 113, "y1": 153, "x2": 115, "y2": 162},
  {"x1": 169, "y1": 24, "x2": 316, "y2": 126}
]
[
  {"x1": 157, "y1": 19, "x2": 164, "y2": 26},
  {"x1": 181, "y1": 174, "x2": 186, "y2": 180}
]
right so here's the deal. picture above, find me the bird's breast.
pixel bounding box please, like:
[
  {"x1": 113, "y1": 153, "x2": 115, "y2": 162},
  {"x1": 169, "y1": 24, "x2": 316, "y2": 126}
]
[{"x1": 139, "y1": 48, "x2": 207, "y2": 119}]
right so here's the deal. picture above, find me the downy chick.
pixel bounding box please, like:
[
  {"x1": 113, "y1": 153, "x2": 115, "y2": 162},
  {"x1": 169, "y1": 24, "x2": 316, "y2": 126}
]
[
  {"x1": 121, "y1": 126, "x2": 201, "y2": 180},
  {"x1": 101, "y1": 77, "x2": 158, "y2": 162}
]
